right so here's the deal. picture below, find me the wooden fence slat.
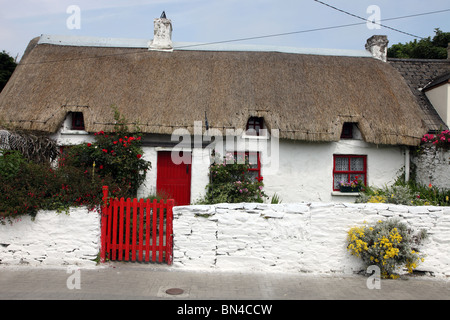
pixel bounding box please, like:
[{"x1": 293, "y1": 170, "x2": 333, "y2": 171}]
[
  {"x1": 166, "y1": 199, "x2": 174, "y2": 265},
  {"x1": 158, "y1": 199, "x2": 164, "y2": 263},
  {"x1": 125, "y1": 198, "x2": 131, "y2": 261},
  {"x1": 100, "y1": 186, "x2": 109, "y2": 263},
  {"x1": 132, "y1": 198, "x2": 138, "y2": 261},
  {"x1": 112, "y1": 199, "x2": 118, "y2": 261},
  {"x1": 152, "y1": 199, "x2": 157, "y2": 262},
  {"x1": 106, "y1": 202, "x2": 113, "y2": 258},
  {"x1": 118, "y1": 198, "x2": 125, "y2": 261},
  {"x1": 145, "y1": 199, "x2": 151, "y2": 262},
  {"x1": 138, "y1": 198, "x2": 144, "y2": 261}
]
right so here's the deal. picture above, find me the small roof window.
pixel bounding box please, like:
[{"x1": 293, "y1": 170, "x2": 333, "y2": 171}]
[{"x1": 246, "y1": 117, "x2": 264, "y2": 136}]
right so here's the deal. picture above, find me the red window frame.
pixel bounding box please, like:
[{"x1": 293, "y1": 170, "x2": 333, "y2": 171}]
[
  {"x1": 71, "y1": 112, "x2": 85, "y2": 130},
  {"x1": 233, "y1": 151, "x2": 263, "y2": 182},
  {"x1": 333, "y1": 155, "x2": 367, "y2": 191},
  {"x1": 246, "y1": 117, "x2": 264, "y2": 136}
]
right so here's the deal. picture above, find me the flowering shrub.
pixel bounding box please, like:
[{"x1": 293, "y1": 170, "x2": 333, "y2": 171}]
[
  {"x1": 63, "y1": 109, "x2": 151, "y2": 197},
  {"x1": 0, "y1": 155, "x2": 126, "y2": 223},
  {"x1": 197, "y1": 152, "x2": 268, "y2": 204},
  {"x1": 357, "y1": 182, "x2": 450, "y2": 206},
  {"x1": 421, "y1": 130, "x2": 450, "y2": 149},
  {"x1": 347, "y1": 219, "x2": 427, "y2": 279},
  {"x1": 339, "y1": 175, "x2": 363, "y2": 188}
]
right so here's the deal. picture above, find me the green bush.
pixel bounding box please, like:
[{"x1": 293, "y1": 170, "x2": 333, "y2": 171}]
[
  {"x1": 347, "y1": 219, "x2": 427, "y2": 279},
  {"x1": 0, "y1": 158, "x2": 127, "y2": 223},
  {"x1": 198, "y1": 152, "x2": 268, "y2": 204},
  {"x1": 62, "y1": 108, "x2": 151, "y2": 197}
]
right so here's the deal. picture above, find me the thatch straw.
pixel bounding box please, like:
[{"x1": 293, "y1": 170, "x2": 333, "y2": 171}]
[{"x1": 0, "y1": 38, "x2": 427, "y2": 146}]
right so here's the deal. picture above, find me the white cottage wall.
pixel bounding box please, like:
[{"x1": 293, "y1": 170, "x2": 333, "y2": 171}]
[{"x1": 262, "y1": 139, "x2": 406, "y2": 203}]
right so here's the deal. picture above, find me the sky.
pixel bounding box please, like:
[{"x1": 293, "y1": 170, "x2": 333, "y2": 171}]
[{"x1": 1, "y1": 0, "x2": 449, "y2": 61}]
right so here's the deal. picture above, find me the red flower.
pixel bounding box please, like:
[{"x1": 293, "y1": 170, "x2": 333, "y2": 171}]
[
  {"x1": 137, "y1": 154, "x2": 142, "y2": 159},
  {"x1": 113, "y1": 141, "x2": 118, "y2": 144},
  {"x1": 102, "y1": 149, "x2": 108, "y2": 153},
  {"x1": 87, "y1": 143, "x2": 92, "y2": 147}
]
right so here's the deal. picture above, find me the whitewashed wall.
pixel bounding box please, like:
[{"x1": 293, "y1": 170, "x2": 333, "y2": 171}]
[
  {"x1": 0, "y1": 208, "x2": 100, "y2": 267},
  {"x1": 412, "y1": 147, "x2": 450, "y2": 190},
  {"x1": 262, "y1": 139, "x2": 406, "y2": 203},
  {"x1": 173, "y1": 203, "x2": 450, "y2": 277}
]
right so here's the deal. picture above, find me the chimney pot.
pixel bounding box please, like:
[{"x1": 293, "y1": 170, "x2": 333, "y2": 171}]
[{"x1": 365, "y1": 35, "x2": 389, "y2": 62}]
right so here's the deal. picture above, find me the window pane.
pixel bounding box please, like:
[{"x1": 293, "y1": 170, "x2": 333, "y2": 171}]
[
  {"x1": 350, "y1": 157, "x2": 364, "y2": 171},
  {"x1": 235, "y1": 153, "x2": 245, "y2": 164},
  {"x1": 351, "y1": 174, "x2": 365, "y2": 184},
  {"x1": 248, "y1": 153, "x2": 258, "y2": 168},
  {"x1": 335, "y1": 157, "x2": 348, "y2": 171},
  {"x1": 248, "y1": 170, "x2": 259, "y2": 181},
  {"x1": 334, "y1": 173, "x2": 348, "y2": 189}
]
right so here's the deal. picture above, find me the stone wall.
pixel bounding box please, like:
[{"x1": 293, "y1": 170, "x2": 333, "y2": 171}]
[
  {"x1": 412, "y1": 147, "x2": 450, "y2": 189},
  {"x1": 173, "y1": 202, "x2": 450, "y2": 277},
  {"x1": 0, "y1": 208, "x2": 100, "y2": 267}
]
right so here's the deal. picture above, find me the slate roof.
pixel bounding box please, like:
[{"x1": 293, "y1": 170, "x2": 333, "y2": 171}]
[{"x1": 388, "y1": 58, "x2": 450, "y2": 131}]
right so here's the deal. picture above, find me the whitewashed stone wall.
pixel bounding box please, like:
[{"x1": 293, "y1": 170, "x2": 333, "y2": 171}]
[
  {"x1": 173, "y1": 203, "x2": 450, "y2": 277},
  {"x1": 412, "y1": 147, "x2": 450, "y2": 189},
  {"x1": 0, "y1": 207, "x2": 100, "y2": 267}
]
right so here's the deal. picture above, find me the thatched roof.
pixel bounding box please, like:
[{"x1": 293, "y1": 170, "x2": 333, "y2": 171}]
[{"x1": 0, "y1": 35, "x2": 428, "y2": 146}]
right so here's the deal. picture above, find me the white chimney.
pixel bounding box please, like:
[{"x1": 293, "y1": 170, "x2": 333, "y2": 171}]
[
  {"x1": 148, "y1": 11, "x2": 173, "y2": 52},
  {"x1": 365, "y1": 35, "x2": 389, "y2": 62}
]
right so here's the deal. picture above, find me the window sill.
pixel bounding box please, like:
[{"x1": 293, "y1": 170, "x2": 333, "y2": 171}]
[
  {"x1": 331, "y1": 191, "x2": 360, "y2": 197},
  {"x1": 241, "y1": 134, "x2": 269, "y2": 140},
  {"x1": 60, "y1": 129, "x2": 89, "y2": 135}
]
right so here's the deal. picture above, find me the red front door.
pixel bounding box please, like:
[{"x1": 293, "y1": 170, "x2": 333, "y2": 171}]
[{"x1": 156, "y1": 151, "x2": 191, "y2": 206}]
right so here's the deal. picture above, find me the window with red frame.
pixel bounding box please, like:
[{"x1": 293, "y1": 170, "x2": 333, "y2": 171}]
[
  {"x1": 333, "y1": 155, "x2": 366, "y2": 191},
  {"x1": 246, "y1": 117, "x2": 264, "y2": 136},
  {"x1": 232, "y1": 152, "x2": 263, "y2": 182},
  {"x1": 71, "y1": 112, "x2": 85, "y2": 130}
]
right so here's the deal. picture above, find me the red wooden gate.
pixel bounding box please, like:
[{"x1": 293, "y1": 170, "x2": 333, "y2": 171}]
[{"x1": 100, "y1": 186, "x2": 174, "y2": 265}]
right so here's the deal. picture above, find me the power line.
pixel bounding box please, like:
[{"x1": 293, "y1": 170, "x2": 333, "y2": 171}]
[
  {"x1": 313, "y1": 0, "x2": 424, "y2": 39},
  {"x1": 18, "y1": 7, "x2": 449, "y2": 65},
  {"x1": 175, "y1": 8, "x2": 450, "y2": 49}
]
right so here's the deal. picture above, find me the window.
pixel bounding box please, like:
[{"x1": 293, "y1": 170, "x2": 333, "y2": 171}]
[
  {"x1": 231, "y1": 151, "x2": 263, "y2": 182},
  {"x1": 333, "y1": 155, "x2": 366, "y2": 191},
  {"x1": 246, "y1": 117, "x2": 264, "y2": 136},
  {"x1": 340, "y1": 122, "x2": 354, "y2": 139},
  {"x1": 71, "y1": 112, "x2": 85, "y2": 130}
]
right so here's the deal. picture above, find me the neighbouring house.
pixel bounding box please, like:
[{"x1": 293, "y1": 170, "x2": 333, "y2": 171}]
[
  {"x1": 388, "y1": 44, "x2": 450, "y2": 189},
  {"x1": 0, "y1": 14, "x2": 434, "y2": 205}
]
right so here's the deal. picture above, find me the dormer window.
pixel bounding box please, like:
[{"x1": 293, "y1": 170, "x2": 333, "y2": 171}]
[
  {"x1": 341, "y1": 122, "x2": 354, "y2": 139},
  {"x1": 246, "y1": 117, "x2": 264, "y2": 136},
  {"x1": 71, "y1": 112, "x2": 85, "y2": 130}
]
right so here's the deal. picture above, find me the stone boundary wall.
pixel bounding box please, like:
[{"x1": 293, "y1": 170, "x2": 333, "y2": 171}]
[
  {"x1": 412, "y1": 147, "x2": 450, "y2": 190},
  {"x1": 173, "y1": 202, "x2": 450, "y2": 277},
  {"x1": 0, "y1": 208, "x2": 100, "y2": 267}
]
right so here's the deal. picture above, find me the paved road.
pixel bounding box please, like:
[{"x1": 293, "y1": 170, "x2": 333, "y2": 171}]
[{"x1": 0, "y1": 262, "x2": 449, "y2": 301}]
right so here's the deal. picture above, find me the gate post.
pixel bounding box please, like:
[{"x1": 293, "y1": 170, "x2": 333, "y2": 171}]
[
  {"x1": 100, "y1": 186, "x2": 109, "y2": 263},
  {"x1": 166, "y1": 199, "x2": 175, "y2": 265}
]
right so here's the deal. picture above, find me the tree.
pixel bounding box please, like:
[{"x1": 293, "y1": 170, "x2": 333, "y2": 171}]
[
  {"x1": 0, "y1": 51, "x2": 17, "y2": 92},
  {"x1": 387, "y1": 28, "x2": 450, "y2": 59}
]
